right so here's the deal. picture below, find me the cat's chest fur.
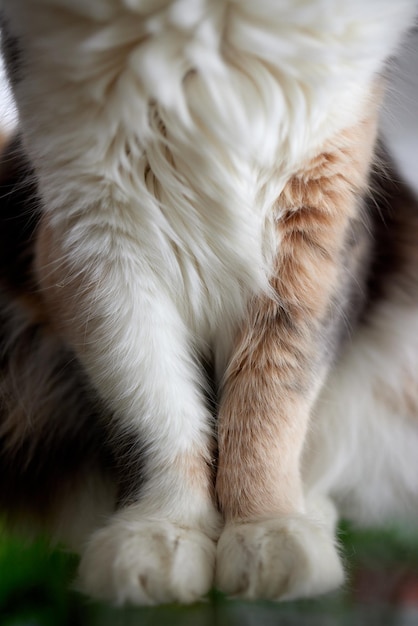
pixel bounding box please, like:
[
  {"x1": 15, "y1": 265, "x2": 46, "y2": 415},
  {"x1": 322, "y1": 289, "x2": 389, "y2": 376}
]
[{"x1": 5, "y1": 0, "x2": 416, "y2": 357}]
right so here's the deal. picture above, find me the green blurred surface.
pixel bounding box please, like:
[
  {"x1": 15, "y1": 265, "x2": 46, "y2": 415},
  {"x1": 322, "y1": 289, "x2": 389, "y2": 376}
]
[{"x1": 1, "y1": 522, "x2": 418, "y2": 625}]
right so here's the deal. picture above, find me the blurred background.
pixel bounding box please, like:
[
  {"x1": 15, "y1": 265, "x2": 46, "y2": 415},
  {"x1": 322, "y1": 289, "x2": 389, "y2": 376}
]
[{"x1": 1, "y1": 22, "x2": 418, "y2": 626}]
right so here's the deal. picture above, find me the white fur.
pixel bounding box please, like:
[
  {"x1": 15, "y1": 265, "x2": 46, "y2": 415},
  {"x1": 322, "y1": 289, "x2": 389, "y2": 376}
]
[
  {"x1": 305, "y1": 299, "x2": 418, "y2": 525},
  {"x1": 4, "y1": 2, "x2": 417, "y2": 345},
  {"x1": 2, "y1": 0, "x2": 418, "y2": 605},
  {"x1": 216, "y1": 515, "x2": 344, "y2": 601},
  {"x1": 79, "y1": 515, "x2": 216, "y2": 605}
]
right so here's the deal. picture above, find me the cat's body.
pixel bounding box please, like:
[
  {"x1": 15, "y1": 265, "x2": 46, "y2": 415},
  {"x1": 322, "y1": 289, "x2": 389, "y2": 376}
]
[{"x1": 1, "y1": 0, "x2": 418, "y2": 605}]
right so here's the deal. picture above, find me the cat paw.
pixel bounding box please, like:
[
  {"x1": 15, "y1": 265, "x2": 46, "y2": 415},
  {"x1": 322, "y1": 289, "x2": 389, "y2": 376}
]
[
  {"x1": 78, "y1": 518, "x2": 216, "y2": 605},
  {"x1": 216, "y1": 515, "x2": 344, "y2": 601}
]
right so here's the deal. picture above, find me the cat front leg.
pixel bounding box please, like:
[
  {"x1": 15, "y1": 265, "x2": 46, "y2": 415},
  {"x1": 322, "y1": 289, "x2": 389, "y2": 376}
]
[
  {"x1": 35, "y1": 217, "x2": 221, "y2": 605},
  {"x1": 215, "y1": 109, "x2": 378, "y2": 600}
]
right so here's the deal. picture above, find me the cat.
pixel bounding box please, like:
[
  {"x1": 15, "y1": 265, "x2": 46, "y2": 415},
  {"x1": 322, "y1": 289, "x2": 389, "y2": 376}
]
[{"x1": 1, "y1": 0, "x2": 418, "y2": 606}]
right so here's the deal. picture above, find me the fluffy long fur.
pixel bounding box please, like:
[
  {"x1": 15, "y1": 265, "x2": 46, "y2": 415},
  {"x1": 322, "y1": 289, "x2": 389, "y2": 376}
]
[{"x1": 1, "y1": 0, "x2": 418, "y2": 606}]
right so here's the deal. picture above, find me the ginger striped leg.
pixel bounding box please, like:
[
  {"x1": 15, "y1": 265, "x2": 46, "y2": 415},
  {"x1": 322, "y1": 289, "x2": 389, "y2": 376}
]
[{"x1": 215, "y1": 109, "x2": 378, "y2": 600}]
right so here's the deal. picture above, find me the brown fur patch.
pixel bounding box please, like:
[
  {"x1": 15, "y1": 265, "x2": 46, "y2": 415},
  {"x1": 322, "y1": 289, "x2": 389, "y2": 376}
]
[
  {"x1": 0, "y1": 132, "x2": 9, "y2": 153},
  {"x1": 216, "y1": 103, "x2": 380, "y2": 521},
  {"x1": 365, "y1": 146, "x2": 418, "y2": 310},
  {"x1": 363, "y1": 148, "x2": 418, "y2": 423},
  {"x1": 0, "y1": 135, "x2": 50, "y2": 324},
  {"x1": 0, "y1": 293, "x2": 114, "y2": 534},
  {"x1": 0, "y1": 135, "x2": 114, "y2": 540}
]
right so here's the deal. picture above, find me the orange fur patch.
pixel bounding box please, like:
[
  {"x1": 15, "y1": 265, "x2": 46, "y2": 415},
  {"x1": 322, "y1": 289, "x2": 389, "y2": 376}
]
[{"x1": 216, "y1": 102, "x2": 380, "y2": 522}]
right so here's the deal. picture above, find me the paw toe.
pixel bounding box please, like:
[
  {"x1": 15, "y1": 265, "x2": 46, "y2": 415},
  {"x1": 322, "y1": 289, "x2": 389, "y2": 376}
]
[
  {"x1": 216, "y1": 515, "x2": 344, "y2": 601},
  {"x1": 78, "y1": 519, "x2": 216, "y2": 605}
]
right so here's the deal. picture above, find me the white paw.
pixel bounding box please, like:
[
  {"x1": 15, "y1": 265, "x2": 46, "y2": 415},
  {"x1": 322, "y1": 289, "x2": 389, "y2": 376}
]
[
  {"x1": 216, "y1": 515, "x2": 344, "y2": 601},
  {"x1": 78, "y1": 518, "x2": 216, "y2": 605}
]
